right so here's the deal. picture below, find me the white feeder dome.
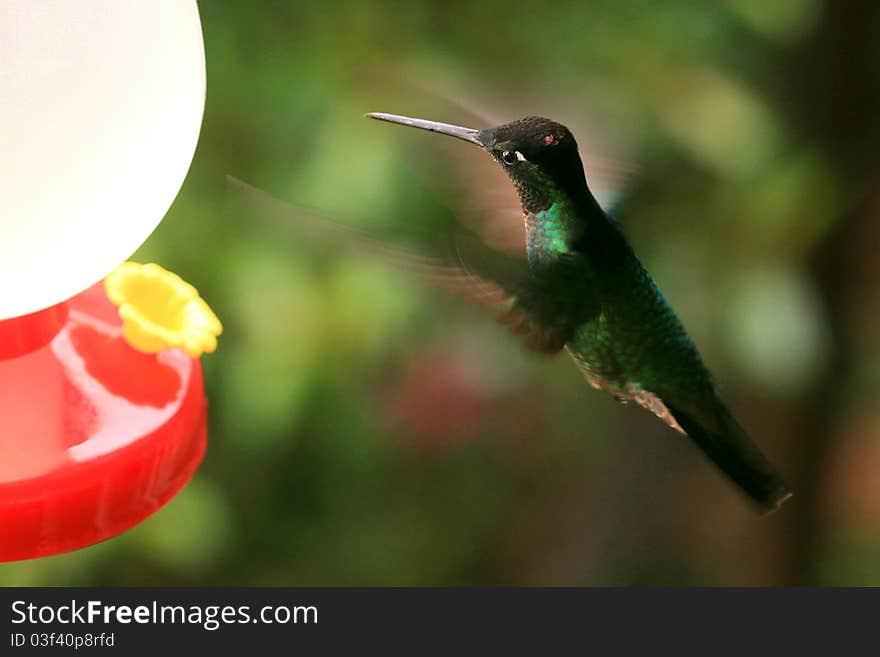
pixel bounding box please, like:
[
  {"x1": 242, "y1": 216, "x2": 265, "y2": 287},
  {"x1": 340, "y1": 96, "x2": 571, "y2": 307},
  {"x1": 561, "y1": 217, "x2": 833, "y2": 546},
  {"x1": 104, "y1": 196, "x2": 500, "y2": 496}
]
[{"x1": 0, "y1": 1, "x2": 206, "y2": 319}]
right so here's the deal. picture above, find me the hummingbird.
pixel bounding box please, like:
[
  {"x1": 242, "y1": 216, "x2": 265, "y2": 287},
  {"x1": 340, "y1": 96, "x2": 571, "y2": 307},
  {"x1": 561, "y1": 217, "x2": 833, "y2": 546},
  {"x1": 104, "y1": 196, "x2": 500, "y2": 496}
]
[{"x1": 361, "y1": 111, "x2": 793, "y2": 513}]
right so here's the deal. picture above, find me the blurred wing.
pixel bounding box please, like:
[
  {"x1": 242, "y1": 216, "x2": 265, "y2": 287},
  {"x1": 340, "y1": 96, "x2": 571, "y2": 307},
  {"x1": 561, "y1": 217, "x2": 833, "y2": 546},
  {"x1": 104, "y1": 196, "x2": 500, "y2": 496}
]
[{"x1": 227, "y1": 176, "x2": 598, "y2": 354}]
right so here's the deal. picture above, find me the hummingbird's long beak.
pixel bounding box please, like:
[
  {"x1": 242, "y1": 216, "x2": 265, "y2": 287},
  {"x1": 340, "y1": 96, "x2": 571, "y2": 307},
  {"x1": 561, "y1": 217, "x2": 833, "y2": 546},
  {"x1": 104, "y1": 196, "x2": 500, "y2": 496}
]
[{"x1": 365, "y1": 112, "x2": 483, "y2": 146}]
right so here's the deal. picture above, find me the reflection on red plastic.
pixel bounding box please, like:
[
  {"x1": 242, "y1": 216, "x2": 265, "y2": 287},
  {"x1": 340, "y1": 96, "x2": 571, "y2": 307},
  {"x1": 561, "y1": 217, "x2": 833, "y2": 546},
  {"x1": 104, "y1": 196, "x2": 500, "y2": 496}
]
[
  {"x1": 0, "y1": 283, "x2": 208, "y2": 562},
  {"x1": 69, "y1": 324, "x2": 182, "y2": 408},
  {"x1": 0, "y1": 301, "x2": 69, "y2": 360}
]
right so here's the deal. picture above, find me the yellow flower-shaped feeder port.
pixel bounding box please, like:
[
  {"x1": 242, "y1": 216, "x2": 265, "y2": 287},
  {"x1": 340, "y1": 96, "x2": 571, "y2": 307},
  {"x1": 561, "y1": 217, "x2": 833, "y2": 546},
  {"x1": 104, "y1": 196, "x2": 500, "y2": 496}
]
[{"x1": 105, "y1": 262, "x2": 222, "y2": 358}]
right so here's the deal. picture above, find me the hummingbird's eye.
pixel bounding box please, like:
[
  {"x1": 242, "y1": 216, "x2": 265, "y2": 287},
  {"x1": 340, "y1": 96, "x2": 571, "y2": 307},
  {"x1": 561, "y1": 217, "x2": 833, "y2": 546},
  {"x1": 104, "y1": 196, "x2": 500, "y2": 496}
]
[{"x1": 501, "y1": 150, "x2": 521, "y2": 166}]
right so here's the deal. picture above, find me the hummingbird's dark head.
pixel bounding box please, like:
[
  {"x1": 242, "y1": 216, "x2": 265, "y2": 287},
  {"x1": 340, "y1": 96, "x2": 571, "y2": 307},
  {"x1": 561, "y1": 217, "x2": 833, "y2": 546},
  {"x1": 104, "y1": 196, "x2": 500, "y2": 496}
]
[
  {"x1": 366, "y1": 112, "x2": 590, "y2": 214},
  {"x1": 479, "y1": 116, "x2": 586, "y2": 213}
]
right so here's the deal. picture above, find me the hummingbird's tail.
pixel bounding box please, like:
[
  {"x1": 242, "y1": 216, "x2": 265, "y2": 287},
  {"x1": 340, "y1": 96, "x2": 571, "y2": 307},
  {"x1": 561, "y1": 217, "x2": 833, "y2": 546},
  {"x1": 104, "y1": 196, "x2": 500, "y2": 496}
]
[{"x1": 666, "y1": 403, "x2": 792, "y2": 513}]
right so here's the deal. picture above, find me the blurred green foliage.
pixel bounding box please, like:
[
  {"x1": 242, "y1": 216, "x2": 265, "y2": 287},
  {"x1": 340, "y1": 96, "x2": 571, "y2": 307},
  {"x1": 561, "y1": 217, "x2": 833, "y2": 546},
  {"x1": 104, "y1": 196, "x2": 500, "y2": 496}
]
[{"x1": 4, "y1": 0, "x2": 880, "y2": 585}]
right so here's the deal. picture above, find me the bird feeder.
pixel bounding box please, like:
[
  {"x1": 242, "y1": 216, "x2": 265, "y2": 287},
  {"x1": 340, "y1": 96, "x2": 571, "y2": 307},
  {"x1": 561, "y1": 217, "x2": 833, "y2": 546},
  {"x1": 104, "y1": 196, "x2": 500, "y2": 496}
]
[{"x1": 0, "y1": 3, "x2": 218, "y2": 561}]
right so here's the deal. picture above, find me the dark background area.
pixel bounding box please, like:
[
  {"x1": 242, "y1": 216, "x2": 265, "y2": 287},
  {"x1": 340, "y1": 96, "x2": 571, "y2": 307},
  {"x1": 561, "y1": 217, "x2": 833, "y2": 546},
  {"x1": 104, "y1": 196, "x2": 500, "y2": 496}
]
[{"x1": 4, "y1": 0, "x2": 880, "y2": 585}]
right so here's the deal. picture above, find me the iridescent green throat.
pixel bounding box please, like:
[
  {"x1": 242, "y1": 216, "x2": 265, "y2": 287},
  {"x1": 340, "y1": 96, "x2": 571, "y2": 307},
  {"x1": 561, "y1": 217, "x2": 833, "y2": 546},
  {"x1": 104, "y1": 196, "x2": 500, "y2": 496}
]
[{"x1": 525, "y1": 200, "x2": 579, "y2": 267}]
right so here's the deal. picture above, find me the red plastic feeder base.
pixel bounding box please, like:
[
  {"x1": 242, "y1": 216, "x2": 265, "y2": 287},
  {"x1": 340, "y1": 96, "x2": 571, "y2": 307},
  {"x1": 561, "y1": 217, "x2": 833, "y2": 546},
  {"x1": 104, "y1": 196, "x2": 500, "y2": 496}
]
[{"x1": 0, "y1": 283, "x2": 208, "y2": 562}]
